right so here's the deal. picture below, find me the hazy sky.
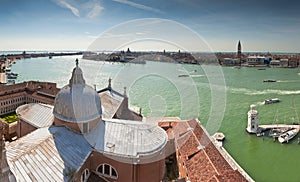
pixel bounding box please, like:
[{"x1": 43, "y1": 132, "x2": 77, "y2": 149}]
[{"x1": 1, "y1": 0, "x2": 300, "y2": 52}]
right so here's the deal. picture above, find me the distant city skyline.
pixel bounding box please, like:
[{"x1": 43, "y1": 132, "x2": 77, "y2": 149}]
[{"x1": 1, "y1": 0, "x2": 300, "y2": 52}]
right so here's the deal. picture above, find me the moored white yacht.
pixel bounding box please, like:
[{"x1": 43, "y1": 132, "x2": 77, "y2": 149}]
[{"x1": 278, "y1": 128, "x2": 298, "y2": 143}]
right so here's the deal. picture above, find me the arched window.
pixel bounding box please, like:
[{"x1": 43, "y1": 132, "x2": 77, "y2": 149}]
[
  {"x1": 96, "y1": 163, "x2": 118, "y2": 179},
  {"x1": 81, "y1": 168, "x2": 90, "y2": 182}
]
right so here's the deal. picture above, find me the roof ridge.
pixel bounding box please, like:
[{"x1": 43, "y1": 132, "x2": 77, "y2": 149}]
[
  {"x1": 210, "y1": 175, "x2": 220, "y2": 182},
  {"x1": 202, "y1": 146, "x2": 220, "y2": 176},
  {"x1": 186, "y1": 119, "x2": 204, "y2": 150},
  {"x1": 185, "y1": 119, "x2": 221, "y2": 176}
]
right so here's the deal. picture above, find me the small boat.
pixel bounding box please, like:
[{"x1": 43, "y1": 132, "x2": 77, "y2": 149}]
[
  {"x1": 7, "y1": 75, "x2": 17, "y2": 79},
  {"x1": 264, "y1": 98, "x2": 280, "y2": 104},
  {"x1": 5, "y1": 67, "x2": 11, "y2": 72},
  {"x1": 269, "y1": 128, "x2": 287, "y2": 138},
  {"x1": 256, "y1": 132, "x2": 265, "y2": 137},
  {"x1": 278, "y1": 128, "x2": 298, "y2": 143},
  {"x1": 9, "y1": 72, "x2": 18, "y2": 76},
  {"x1": 263, "y1": 79, "x2": 277, "y2": 82},
  {"x1": 258, "y1": 68, "x2": 266, "y2": 70},
  {"x1": 178, "y1": 74, "x2": 189, "y2": 77},
  {"x1": 6, "y1": 72, "x2": 18, "y2": 79},
  {"x1": 7, "y1": 80, "x2": 15, "y2": 84}
]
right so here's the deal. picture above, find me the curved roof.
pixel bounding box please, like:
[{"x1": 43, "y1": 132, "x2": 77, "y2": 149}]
[
  {"x1": 53, "y1": 61, "x2": 102, "y2": 123},
  {"x1": 16, "y1": 103, "x2": 54, "y2": 128},
  {"x1": 85, "y1": 119, "x2": 168, "y2": 160}
]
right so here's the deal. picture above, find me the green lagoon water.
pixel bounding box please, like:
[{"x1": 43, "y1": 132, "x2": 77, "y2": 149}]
[{"x1": 10, "y1": 56, "x2": 300, "y2": 182}]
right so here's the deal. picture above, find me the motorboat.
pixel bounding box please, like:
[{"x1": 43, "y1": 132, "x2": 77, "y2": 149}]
[
  {"x1": 178, "y1": 74, "x2": 189, "y2": 77},
  {"x1": 278, "y1": 128, "x2": 298, "y2": 143},
  {"x1": 263, "y1": 79, "x2": 277, "y2": 82},
  {"x1": 264, "y1": 98, "x2": 280, "y2": 104},
  {"x1": 6, "y1": 72, "x2": 18, "y2": 79}
]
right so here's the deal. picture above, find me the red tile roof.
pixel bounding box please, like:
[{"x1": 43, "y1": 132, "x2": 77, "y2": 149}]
[{"x1": 159, "y1": 119, "x2": 248, "y2": 182}]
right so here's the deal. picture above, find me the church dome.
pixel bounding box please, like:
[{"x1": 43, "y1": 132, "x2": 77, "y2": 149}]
[{"x1": 53, "y1": 59, "x2": 102, "y2": 123}]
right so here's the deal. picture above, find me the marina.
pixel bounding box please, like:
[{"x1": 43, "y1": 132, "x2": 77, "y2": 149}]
[{"x1": 247, "y1": 105, "x2": 300, "y2": 143}]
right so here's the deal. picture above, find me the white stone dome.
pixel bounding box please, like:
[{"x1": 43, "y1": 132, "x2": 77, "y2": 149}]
[{"x1": 53, "y1": 60, "x2": 102, "y2": 123}]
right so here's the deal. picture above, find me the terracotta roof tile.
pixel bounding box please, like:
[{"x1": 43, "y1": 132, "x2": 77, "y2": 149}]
[
  {"x1": 186, "y1": 150, "x2": 218, "y2": 181},
  {"x1": 160, "y1": 119, "x2": 248, "y2": 182},
  {"x1": 204, "y1": 142, "x2": 231, "y2": 172},
  {"x1": 214, "y1": 170, "x2": 248, "y2": 182}
]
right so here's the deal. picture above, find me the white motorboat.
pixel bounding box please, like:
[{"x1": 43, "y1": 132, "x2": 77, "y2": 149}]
[
  {"x1": 264, "y1": 98, "x2": 280, "y2": 104},
  {"x1": 278, "y1": 128, "x2": 298, "y2": 143}
]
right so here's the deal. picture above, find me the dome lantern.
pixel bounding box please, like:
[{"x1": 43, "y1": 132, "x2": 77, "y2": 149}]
[{"x1": 69, "y1": 58, "x2": 86, "y2": 86}]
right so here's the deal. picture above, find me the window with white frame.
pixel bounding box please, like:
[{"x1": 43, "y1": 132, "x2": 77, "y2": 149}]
[
  {"x1": 81, "y1": 168, "x2": 90, "y2": 182},
  {"x1": 97, "y1": 163, "x2": 118, "y2": 179}
]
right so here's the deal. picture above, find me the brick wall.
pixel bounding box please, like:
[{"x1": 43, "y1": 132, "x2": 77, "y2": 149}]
[{"x1": 73, "y1": 151, "x2": 165, "y2": 182}]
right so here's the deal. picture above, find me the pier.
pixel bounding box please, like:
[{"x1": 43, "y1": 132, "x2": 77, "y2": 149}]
[
  {"x1": 246, "y1": 105, "x2": 300, "y2": 143},
  {"x1": 259, "y1": 124, "x2": 300, "y2": 130}
]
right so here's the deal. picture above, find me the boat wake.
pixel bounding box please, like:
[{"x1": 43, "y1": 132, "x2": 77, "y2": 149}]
[
  {"x1": 277, "y1": 80, "x2": 300, "y2": 83},
  {"x1": 230, "y1": 88, "x2": 300, "y2": 95},
  {"x1": 190, "y1": 75, "x2": 205, "y2": 78}
]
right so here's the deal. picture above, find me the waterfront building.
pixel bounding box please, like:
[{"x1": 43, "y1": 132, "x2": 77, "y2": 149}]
[
  {"x1": 0, "y1": 60, "x2": 252, "y2": 181},
  {"x1": 270, "y1": 59, "x2": 289, "y2": 68},
  {"x1": 0, "y1": 81, "x2": 59, "y2": 116},
  {"x1": 279, "y1": 59, "x2": 289, "y2": 67},
  {"x1": 246, "y1": 105, "x2": 259, "y2": 134},
  {"x1": 247, "y1": 56, "x2": 266, "y2": 66},
  {"x1": 269, "y1": 60, "x2": 281, "y2": 67},
  {"x1": 223, "y1": 58, "x2": 239, "y2": 66},
  {"x1": 288, "y1": 58, "x2": 298, "y2": 68}
]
